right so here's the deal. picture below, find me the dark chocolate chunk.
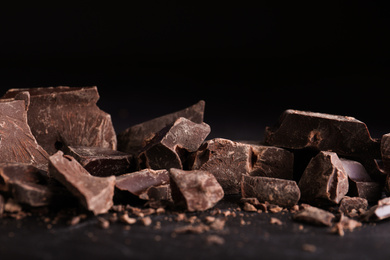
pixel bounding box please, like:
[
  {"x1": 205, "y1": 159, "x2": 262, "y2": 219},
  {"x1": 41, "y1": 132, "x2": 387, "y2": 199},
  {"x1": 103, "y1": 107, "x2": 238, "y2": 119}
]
[
  {"x1": 241, "y1": 175, "x2": 300, "y2": 208},
  {"x1": 293, "y1": 205, "x2": 335, "y2": 226},
  {"x1": 117, "y1": 100, "x2": 205, "y2": 155},
  {"x1": 138, "y1": 117, "x2": 210, "y2": 170},
  {"x1": 169, "y1": 168, "x2": 224, "y2": 212},
  {"x1": 0, "y1": 98, "x2": 49, "y2": 170},
  {"x1": 2, "y1": 86, "x2": 117, "y2": 155},
  {"x1": 250, "y1": 145, "x2": 294, "y2": 180},
  {"x1": 362, "y1": 198, "x2": 390, "y2": 222},
  {"x1": 191, "y1": 138, "x2": 252, "y2": 194},
  {"x1": 115, "y1": 169, "x2": 169, "y2": 198},
  {"x1": 298, "y1": 151, "x2": 349, "y2": 204},
  {"x1": 11, "y1": 181, "x2": 53, "y2": 207},
  {"x1": 63, "y1": 146, "x2": 133, "y2": 177},
  {"x1": 49, "y1": 151, "x2": 116, "y2": 215},
  {"x1": 139, "y1": 184, "x2": 172, "y2": 201},
  {"x1": 264, "y1": 109, "x2": 380, "y2": 159},
  {"x1": 339, "y1": 196, "x2": 368, "y2": 216}
]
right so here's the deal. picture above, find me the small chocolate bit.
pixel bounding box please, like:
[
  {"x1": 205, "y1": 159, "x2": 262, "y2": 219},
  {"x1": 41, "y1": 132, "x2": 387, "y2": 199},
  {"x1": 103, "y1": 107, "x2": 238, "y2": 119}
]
[
  {"x1": 49, "y1": 151, "x2": 116, "y2": 215},
  {"x1": 2, "y1": 86, "x2": 117, "y2": 155},
  {"x1": 191, "y1": 138, "x2": 252, "y2": 194},
  {"x1": 117, "y1": 100, "x2": 205, "y2": 155},
  {"x1": 339, "y1": 196, "x2": 368, "y2": 216},
  {"x1": 362, "y1": 200, "x2": 390, "y2": 222},
  {"x1": 331, "y1": 214, "x2": 362, "y2": 236},
  {"x1": 138, "y1": 117, "x2": 210, "y2": 170},
  {"x1": 293, "y1": 205, "x2": 335, "y2": 226},
  {"x1": 264, "y1": 109, "x2": 380, "y2": 159},
  {"x1": 241, "y1": 175, "x2": 300, "y2": 208},
  {"x1": 0, "y1": 99, "x2": 49, "y2": 170},
  {"x1": 298, "y1": 151, "x2": 349, "y2": 205},
  {"x1": 115, "y1": 169, "x2": 169, "y2": 198},
  {"x1": 250, "y1": 145, "x2": 294, "y2": 180},
  {"x1": 63, "y1": 146, "x2": 134, "y2": 177},
  {"x1": 169, "y1": 168, "x2": 224, "y2": 212}
]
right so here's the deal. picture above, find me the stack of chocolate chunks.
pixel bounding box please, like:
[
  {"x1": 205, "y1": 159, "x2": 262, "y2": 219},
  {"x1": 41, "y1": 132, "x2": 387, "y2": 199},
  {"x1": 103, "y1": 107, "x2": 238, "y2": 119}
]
[{"x1": 0, "y1": 86, "x2": 389, "y2": 227}]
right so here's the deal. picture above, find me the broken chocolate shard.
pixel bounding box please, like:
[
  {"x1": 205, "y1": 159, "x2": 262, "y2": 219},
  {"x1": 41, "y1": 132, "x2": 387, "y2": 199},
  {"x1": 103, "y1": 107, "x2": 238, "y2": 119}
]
[
  {"x1": 11, "y1": 181, "x2": 53, "y2": 207},
  {"x1": 169, "y1": 168, "x2": 224, "y2": 212},
  {"x1": 191, "y1": 138, "x2": 252, "y2": 194},
  {"x1": 264, "y1": 109, "x2": 380, "y2": 159},
  {"x1": 115, "y1": 169, "x2": 169, "y2": 198},
  {"x1": 241, "y1": 175, "x2": 300, "y2": 208},
  {"x1": 2, "y1": 86, "x2": 117, "y2": 155},
  {"x1": 250, "y1": 145, "x2": 294, "y2": 180},
  {"x1": 49, "y1": 150, "x2": 115, "y2": 215},
  {"x1": 293, "y1": 205, "x2": 335, "y2": 226},
  {"x1": 298, "y1": 151, "x2": 349, "y2": 205},
  {"x1": 63, "y1": 146, "x2": 134, "y2": 177},
  {"x1": 0, "y1": 99, "x2": 49, "y2": 170},
  {"x1": 138, "y1": 117, "x2": 210, "y2": 170},
  {"x1": 339, "y1": 196, "x2": 368, "y2": 216},
  {"x1": 117, "y1": 100, "x2": 205, "y2": 156}
]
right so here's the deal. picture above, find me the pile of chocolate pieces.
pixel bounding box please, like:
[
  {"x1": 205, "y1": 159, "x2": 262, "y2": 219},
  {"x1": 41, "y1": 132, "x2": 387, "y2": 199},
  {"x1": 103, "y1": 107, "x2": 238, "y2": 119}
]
[{"x1": 1, "y1": 86, "x2": 390, "y2": 236}]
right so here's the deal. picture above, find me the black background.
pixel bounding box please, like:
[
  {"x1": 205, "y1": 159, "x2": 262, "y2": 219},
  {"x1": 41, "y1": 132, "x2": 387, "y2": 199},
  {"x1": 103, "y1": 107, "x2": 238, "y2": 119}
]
[{"x1": 1, "y1": 2, "x2": 390, "y2": 140}]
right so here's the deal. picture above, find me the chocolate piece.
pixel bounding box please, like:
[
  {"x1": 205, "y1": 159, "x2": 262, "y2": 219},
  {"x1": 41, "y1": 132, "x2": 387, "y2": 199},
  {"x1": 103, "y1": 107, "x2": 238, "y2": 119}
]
[
  {"x1": 339, "y1": 196, "x2": 368, "y2": 216},
  {"x1": 191, "y1": 138, "x2": 252, "y2": 194},
  {"x1": 293, "y1": 205, "x2": 335, "y2": 226},
  {"x1": 115, "y1": 169, "x2": 169, "y2": 198},
  {"x1": 298, "y1": 151, "x2": 349, "y2": 204},
  {"x1": 331, "y1": 214, "x2": 362, "y2": 236},
  {"x1": 49, "y1": 151, "x2": 115, "y2": 215},
  {"x1": 250, "y1": 145, "x2": 294, "y2": 180},
  {"x1": 117, "y1": 100, "x2": 205, "y2": 155},
  {"x1": 169, "y1": 168, "x2": 224, "y2": 212},
  {"x1": 381, "y1": 133, "x2": 390, "y2": 171},
  {"x1": 63, "y1": 146, "x2": 133, "y2": 177},
  {"x1": 0, "y1": 98, "x2": 49, "y2": 170},
  {"x1": 264, "y1": 109, "x2": 380, "y2": 159},
  {"x1": 2, "y1": 86, "x2": 117, "y2": 155},
  {"x1": 241, "y1": 175, "x2": 300, "y2": 208},
  {"x1": 140, "y1": 184, "x2": 172, "y2": 201},
  {"x1": 11, "y1": 181, "x2": 53, "y2": 207},
  {"x1": 138, "y1": 117, "x2": 210, "y2": 170},
  {"x1": 362, "y1": 202, "x2": 390, "y2": 222},
  {"x1": 0, "y1": 163, "x2": 47, "y2": 192}
]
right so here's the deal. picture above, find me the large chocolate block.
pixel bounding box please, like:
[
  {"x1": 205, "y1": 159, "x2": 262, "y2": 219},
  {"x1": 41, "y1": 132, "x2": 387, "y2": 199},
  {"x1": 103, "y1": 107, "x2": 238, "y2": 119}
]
[
  {"x1": 298, "y1": 151, "x2": 349, "y2": 204},
  {"x1": 169, "y1": 168, "x2": 224, "y2": 212},
  {"x1": 0, "y1": 98, "x2": 49, "y2": 170},
  {"x1": 117, "y1": 100, "x2": 205, "y2": 155},
  {"x1": 191, "y1": 138, "x2": 252, "y2": 194},
  {"x1": 49, "y1": 151, "x2": 116, "y2": 215},
  {"x1": 2, "y1": 86, "x2": 117, "y2": 155},
  {"x1": 241, "y1": 175, "x2": 300, "y2": 208},
  {"x1": 63, "y1": 146, "x2": 133, "y2": 177},
  {"x1": 138, "y1": 117, "x2": 210, "y2": 170},
  {"x1": 250, "y1": 145, "x2": 294, "y2": 180},
  {"x1": 115, "y1": 169, "x2": 169, "y2": 197},
  {"x1": 264, "y1": 109, "x2": 380, "y2": 159}
]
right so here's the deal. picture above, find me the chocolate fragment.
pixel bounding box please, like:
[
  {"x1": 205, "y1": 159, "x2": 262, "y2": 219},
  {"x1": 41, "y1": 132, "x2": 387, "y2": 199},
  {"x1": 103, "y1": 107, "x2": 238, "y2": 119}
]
[
  {"x1": 117, "y1": 100, "x2": 205, "y2": 155},
  {"x1": 331, "y1": 214, "x2": 362, "y2": 236},
  {"x1": 293, "y1": 205, "x2": 335, "y2": 226},
  {"x1": 381, "y1": 133, "x2": 390, "y2": 171},
  {"x1": 339, "y1": 196, "x2": 368, "y2": 217},
  {"x1": 140, "y1": 184, "x2": 172, "y2": 201},
  {"x1": 250, "y1": 145, "x2": 294, "y2": 180},
  {"x1": 49, "y1": 151, "x2": 115, "y2": 215},
  {"x1": 0, "y1": 98, "x2": 49, "y2": 170},
  {"x1": 241, "y1": 175, "x2": 300, "y2": 208},
  {"x1": 298, "y1": 151, "x2": 349, "y2": 205},
  {"x1": 138, "y1": 117, "x2": 210, "y2": 170},
  {"x1": 2, "y1": 86, "x2": 117, "y2": 155},
  {"x1": 362, "y1": 198, "x2": 390, "y2": 222},
  {"x1": 169, "y1": 168, "x2": 224, "y2": 212},
  {"x1": 63, "y1": 146, "x2": 133, "y2": 177},
  {"x1": 264, "y1": 109, "x2": 380, "y2": 159},
  {"x1": 115, "y1": 169, "x2": 169, "y2": 198},
  {"x1": 191, "y1": 138, "x2": 252, "y2": 194}
]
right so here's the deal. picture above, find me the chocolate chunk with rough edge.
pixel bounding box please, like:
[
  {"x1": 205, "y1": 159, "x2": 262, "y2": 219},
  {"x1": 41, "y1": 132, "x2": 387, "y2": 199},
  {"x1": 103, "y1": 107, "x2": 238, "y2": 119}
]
[
  {"x1": 117, "y1": 100, "x2": 205, "y2": 156},
  {"x1": 11, "y1": 182, "x2": 53, "y2": 207},
  {"x1": 49, "y1": 150, "x2": 115, "y2": 215},
  {"x1": 241, "y1": 175, "x2": 300, "y2": 208},
  {"x1": 264, "y1": 109, "x2": 380, "y2": 159},
  {"x1": 191, "y1": 138, "x2": 252, "y2": 194},
  {"x1": 138, "y1": 117, "x2": 210, "y2": 170},
  {"x1": 169, "y1": 168, "x2": 224, "y2": 212},
  {"x1": 115, "y1": 169, "x2": 169, "y2": 198},
  {"x1": 339, "y1": 196, "x2": 368, "y2": 216},
  {"x1": 298, "y1": 151, "x2": 349, "y2": 205},
  {"x1": 139, "y1": 184, "x2": 172, "y2": 201},
  {"x1": 362, "y1": 198, "x2": 390, "y2": 222},
  {"x1": 63, "y1": 146, "x2": 134, "y2": 177},
  {"x1": 250, "y1": 145, "x2": 294, "y2": 180},
  {"x1": 2, "y1": 86, "x2": 117, "y2": 155},
  {"x1": 0, "y1": 98, "x2": 49, "y2": 170},
  {"x1": 293, "y1": 205, "x2": 335, "y2": 226}
]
